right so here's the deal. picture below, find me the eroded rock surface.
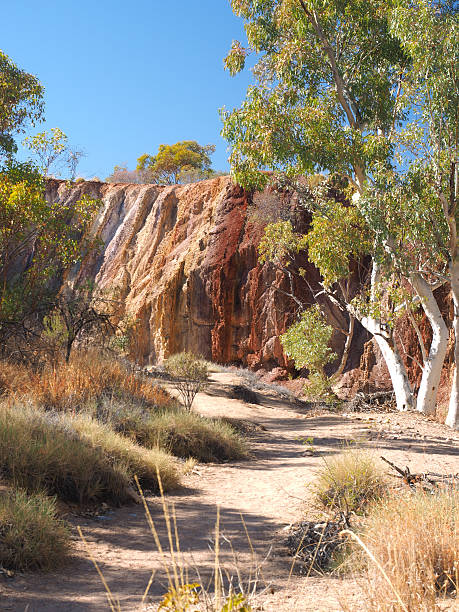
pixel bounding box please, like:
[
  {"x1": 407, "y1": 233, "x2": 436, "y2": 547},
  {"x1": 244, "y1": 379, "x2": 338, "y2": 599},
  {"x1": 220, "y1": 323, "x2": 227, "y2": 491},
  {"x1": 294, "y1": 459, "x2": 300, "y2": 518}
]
[{"x1": 45, "y1": 176, "x2": 452, "y2": 400}]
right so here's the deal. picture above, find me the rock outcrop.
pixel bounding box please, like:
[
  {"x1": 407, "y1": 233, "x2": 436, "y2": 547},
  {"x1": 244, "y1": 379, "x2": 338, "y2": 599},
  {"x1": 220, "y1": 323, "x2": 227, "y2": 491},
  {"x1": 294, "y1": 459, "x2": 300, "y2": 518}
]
[
  {"x1": 45, "y1": 176, "x2": 453, "y2": 400},
  {"x1": 46, "y1": 177, "x2": 356, "y2": 368}
]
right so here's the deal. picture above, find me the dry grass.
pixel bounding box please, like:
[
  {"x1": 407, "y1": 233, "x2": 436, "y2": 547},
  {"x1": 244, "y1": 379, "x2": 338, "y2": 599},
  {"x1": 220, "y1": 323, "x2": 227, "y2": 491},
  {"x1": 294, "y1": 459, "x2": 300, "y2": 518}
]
[
  {"x1": 71, "y1": 413, "x2": 180, "y2": 492},
  {"x1": 95, "y1": 398, "x2": 248, "y2": 463},
  {"x1": 354, "y1": 490, "x2": 459, "y2": 611},
  {"x1": 0, "y1": 489, "x2": 70, "y2": 571},
  {"x1": 314, "y1": 449, "x2": 388, "y2": 514},
  {"x1": 0, "y1": 352, "x2": 173, "y2": 413},
  {"x1": 0, "y1": 401, "x2": 179, "y2": 504}
]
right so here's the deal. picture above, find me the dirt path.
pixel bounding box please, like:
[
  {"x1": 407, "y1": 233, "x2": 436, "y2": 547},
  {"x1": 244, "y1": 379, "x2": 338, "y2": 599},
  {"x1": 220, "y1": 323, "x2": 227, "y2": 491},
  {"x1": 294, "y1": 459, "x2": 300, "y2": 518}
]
[{"x1": 1, "y1": 373, "x2": 458, "y2": 611}]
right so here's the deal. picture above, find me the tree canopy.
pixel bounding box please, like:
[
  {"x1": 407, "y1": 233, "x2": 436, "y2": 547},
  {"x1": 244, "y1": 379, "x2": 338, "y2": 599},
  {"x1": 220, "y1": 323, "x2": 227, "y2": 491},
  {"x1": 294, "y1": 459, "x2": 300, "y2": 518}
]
[
  {"x1": 0, "y1": 50, "x2": 44, "y2": 158},
  {"x1": 223, "y1": 0, "x2": 459, "y2": 424},
  {"x1": 136, "y1": 140, "x2": 216, "y2": 184}
]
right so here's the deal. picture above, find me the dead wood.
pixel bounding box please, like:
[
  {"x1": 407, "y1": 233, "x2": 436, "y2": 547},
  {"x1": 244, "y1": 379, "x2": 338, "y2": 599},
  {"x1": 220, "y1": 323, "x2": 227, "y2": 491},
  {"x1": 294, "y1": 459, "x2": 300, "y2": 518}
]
[{"x1": 380, "y1": 456, "x2": 459, "y2": 491}]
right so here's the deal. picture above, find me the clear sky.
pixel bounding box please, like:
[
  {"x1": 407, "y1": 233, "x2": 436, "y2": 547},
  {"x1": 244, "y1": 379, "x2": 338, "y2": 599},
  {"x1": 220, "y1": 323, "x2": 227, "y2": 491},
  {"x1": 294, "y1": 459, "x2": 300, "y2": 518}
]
[{"x1": 2, "y1": 1, "x2": 252, "y2": 179}]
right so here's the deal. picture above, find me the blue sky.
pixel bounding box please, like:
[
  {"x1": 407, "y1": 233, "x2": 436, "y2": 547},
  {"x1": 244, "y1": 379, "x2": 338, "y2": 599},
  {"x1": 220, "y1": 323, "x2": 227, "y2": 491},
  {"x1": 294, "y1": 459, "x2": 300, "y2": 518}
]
[{"x1": 2, "y1": 1, "x2": 252, "y2": 179}]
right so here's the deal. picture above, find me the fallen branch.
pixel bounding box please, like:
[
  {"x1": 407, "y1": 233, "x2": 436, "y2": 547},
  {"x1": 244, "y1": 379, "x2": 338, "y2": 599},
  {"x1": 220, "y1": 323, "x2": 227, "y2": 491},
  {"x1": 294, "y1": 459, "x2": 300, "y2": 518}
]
[{"x1": 380, "y1": 456, "x2": 459, "y2": 490}]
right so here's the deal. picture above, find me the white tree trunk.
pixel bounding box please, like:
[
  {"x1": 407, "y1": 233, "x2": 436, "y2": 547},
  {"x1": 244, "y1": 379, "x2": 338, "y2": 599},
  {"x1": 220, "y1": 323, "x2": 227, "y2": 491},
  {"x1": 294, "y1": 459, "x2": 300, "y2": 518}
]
[
  {"x1": 410, "y1": 273, "x2": 449, "y2": 415},
  {"x1": 372, "y1": 333, "x2": 415, "y2": 411},
  {"x1": 355, "y1": 261, "x2": 415, "y2": 411},
  {"x1": 446, "y1": 259, "x2": 459, "y2": 429}
]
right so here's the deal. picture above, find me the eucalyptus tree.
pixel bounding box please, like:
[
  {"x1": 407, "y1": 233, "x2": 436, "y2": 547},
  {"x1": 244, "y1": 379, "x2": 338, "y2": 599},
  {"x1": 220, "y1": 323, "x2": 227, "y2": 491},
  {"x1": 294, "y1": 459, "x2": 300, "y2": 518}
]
[
  {"x1": 373, "y1": 1, "x2": 458, "y2": 425},
  {"x1": 222, "y1": 0, "x2": 458, "y2": 419},
  {"x1": 0, "y1": 50, "x2": 44, "y2": 158},
  {"x1": 222, "y1": 0, "x2": 417, "y2": 411}
]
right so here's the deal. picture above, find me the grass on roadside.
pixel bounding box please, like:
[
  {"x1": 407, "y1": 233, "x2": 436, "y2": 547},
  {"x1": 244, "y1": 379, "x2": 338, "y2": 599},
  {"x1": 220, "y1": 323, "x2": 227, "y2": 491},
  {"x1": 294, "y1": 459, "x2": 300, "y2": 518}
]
[
  {"x1": 0, "y1": 401, "x2": 179, "y2": 504},
  {"x1": 352, "y1": 489, "x2": 459, "y2": 611},
  {"x1": 0, "y1": 489, "x2": 70, "y2": 571},
  {"x1": 313, "y1": 449, "x2": 388, "y2": 514},
  {"x1": 0, "y1": 353, "x2": 173, "y2": 413},
  {"x1": 97, "y1": 397, "x2": 248, "y2": 463}
]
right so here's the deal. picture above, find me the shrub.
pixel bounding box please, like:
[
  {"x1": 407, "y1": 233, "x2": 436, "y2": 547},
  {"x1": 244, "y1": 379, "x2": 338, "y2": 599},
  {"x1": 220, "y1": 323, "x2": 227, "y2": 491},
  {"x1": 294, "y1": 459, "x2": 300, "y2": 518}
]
[
  {"x1": 140, "y1": 410, "x2": 248, "y2": 463},
  {"x1": 314, "y1": 450, "x2": 387, "y2": 514},
  {"x1": 97, "y1": 397, "x2": 248, "y2": 463},
  {"x1": 0, "y1": 489, "x2": 70, "y2": 571},
  {"x1": 164, "y1": 352, "x2": 209, "y2": 410},
  {"x1": 0, "y1": 401, "x2": 179, "y2": 504},
  {"x1": 357, "y1": 490, "x2": 459, "y2": 610}
]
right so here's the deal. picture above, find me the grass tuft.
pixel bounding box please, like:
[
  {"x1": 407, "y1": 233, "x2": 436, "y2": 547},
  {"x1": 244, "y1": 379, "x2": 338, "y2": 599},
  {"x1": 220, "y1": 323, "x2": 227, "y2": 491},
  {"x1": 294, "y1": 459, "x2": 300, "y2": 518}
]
[
  {"x1": 314, "y1": 449, "x2": 387, "y2": 514},
  {"x1": 98, "y1": 398, "x2": 248, "y2": 463},
  {"x1": 0, "y1": 489, "x2": 70, "y2": 571},
  {"x1": 0, "y1": 401, "x2": 179, "y2": 504}
]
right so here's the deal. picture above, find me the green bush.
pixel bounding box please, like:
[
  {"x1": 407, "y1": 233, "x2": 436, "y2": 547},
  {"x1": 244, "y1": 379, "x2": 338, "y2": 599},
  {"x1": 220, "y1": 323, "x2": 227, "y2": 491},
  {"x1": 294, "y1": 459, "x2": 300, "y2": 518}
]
[
  {"x1": 314, "y1": 450, "x2": 387, "y2": 514},
  {"x1": 164, "y1": 351, "x2": 209, "y2": 410},
  {"x1": 0, "y1": 489, "x2": 70, "y2": 571},
  {"x1": 0, "y1": 402, "x2": 179, "y2": 504}
]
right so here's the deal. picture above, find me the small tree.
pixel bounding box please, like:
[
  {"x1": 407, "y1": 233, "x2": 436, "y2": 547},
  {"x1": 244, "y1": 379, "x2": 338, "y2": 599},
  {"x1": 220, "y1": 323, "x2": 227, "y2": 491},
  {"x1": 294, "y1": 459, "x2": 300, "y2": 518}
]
[
  {"x1": 42, "y1": 283, "x2": 117, "y2": 364},
  {"x1": 281, "y1": 305, "x2": 338, "y2": 402},
  {"x1": 136, "y1": 141, "x2": 216, "y2": 185},
  {"x1": 23, "y1": 128, "x2": 85, "y2": 179},
  {"x1": 163, "y1": 352, "x2": 209, "y2": 410},
  {"x1": 23, "y1": 127, "x2": 68, "y2": 176}
]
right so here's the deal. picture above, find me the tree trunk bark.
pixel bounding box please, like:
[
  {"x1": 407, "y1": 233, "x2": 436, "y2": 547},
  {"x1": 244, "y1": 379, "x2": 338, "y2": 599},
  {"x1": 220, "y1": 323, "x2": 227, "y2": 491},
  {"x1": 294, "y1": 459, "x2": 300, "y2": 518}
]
[
  {"x1": 410, "y1": 273, "x2": 449, "y2": 415},
  {"x1": 334, "y1": 315, "x2": 354, "y2": 378},
  {"x1": 446, "y1": 259, "x2": 459, "y2": 429},
  {"x1": 371, "y1": 333, "x2": 414, "y2": 411},
  {"x1": 356, "y1": 261, "x2": 415, "y2": 411}
]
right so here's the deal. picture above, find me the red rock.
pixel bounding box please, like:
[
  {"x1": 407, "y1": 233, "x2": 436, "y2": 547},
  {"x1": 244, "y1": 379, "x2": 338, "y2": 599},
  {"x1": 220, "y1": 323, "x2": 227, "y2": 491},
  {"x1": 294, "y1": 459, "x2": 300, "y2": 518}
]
[{"x1": 45, "y1": 176, "x2": 453, "y2": 402}]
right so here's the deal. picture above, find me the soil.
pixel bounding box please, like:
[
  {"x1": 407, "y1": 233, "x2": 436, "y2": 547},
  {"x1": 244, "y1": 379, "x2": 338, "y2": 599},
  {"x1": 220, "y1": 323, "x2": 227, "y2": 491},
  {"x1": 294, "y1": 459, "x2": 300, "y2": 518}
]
[{"x1": 1, "y1": 372, "x2": 458, "y2": 611}]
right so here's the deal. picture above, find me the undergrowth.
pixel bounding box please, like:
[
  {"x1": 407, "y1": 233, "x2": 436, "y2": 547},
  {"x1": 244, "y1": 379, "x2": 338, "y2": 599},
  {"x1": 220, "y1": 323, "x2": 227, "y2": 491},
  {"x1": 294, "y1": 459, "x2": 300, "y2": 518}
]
[
  {"x1": 0, "y1": 489, "x2": 70, "y2": 571},
  {"x1": 0, "y1": 401, "x2": 179, "y2": 503}
]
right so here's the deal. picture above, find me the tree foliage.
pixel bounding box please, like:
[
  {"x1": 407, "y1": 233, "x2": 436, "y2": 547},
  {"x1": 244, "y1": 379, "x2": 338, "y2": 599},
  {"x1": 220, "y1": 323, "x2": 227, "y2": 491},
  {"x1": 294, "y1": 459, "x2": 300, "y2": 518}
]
[
  {"x1": 0, "y1": 50, "x2": 44, "y2": 158},
  {"x1": 221, "y1": 0, "x2": 406, "y2": 190},
  {"x1": 136, "y1": 141, "x2": 216, "y2": 185}
]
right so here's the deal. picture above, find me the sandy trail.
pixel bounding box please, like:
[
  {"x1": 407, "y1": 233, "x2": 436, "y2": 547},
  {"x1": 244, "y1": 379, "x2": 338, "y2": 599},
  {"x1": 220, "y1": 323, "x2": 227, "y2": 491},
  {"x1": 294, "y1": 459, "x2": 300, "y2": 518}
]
[{"x1": 1, "y1": 372, "x2": 458, "y2": 611}]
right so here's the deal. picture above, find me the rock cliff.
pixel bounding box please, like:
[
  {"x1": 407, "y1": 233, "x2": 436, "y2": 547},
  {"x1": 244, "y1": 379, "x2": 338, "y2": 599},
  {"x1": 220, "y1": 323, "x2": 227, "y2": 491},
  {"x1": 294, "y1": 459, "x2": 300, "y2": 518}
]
[
  {"x1": 45, "y1": 176, "x2": 452, "y2": 399},
  {"x1": 46, "y1": 177, "x2": 355, "y2": 367}
]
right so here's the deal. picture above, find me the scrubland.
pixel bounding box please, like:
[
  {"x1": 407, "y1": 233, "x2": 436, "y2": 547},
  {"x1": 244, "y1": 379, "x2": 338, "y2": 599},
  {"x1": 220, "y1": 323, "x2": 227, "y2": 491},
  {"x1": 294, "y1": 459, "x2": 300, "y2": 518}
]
[
  {"x1": 0, "y1": 351, "x2": 246, "y2": 572},
  {"x1": 0, "y1": 355, "x2": 457, "y2": 612}
]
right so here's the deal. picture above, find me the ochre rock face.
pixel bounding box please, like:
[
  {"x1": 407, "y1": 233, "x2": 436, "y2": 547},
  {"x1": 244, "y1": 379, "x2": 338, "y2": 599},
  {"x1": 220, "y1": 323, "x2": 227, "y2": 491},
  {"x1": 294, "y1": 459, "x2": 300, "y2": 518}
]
[
  {"x1": 45, "y1": 176, "x2": 452, "y2": 402},
  {"x1": 47, "y1": 176, "x2": 338, "y2": 367}
]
